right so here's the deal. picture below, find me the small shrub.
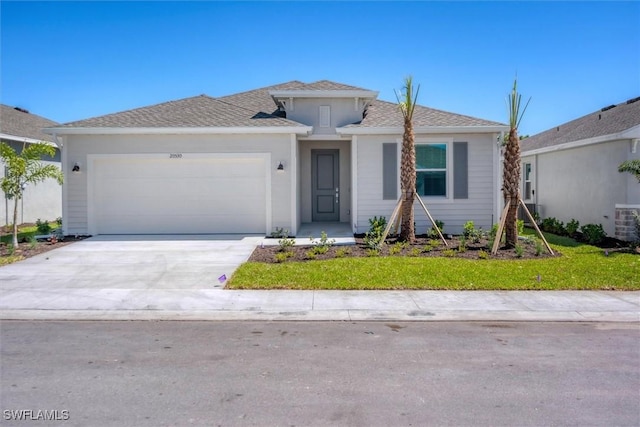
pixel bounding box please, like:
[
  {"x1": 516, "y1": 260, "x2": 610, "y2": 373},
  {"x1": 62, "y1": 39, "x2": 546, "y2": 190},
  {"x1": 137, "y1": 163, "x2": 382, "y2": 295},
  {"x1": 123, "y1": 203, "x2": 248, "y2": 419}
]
[
  {"x1": 56, "y1": 217, "x2": 63, "y2": 226},
  {"x1": 458, "y1": 236, "x2": 467, "y2": 253},
  {"x1": 275, "y1": 251, "x2": 292, "y2": 263},
  {"x1": 271, "y1": 227, "x2": 287, "y2": 238},
  {"x1": 27, "y1": 235, "x2": 37, "y2": 249},
  {"x1": 515, "y1": 244, "x2": 524, "y2": 258},
  {"x1": 490, "y1": 223, "x2": 499, "y2": 239},
  {"x1": 366, "y1": 248, "x2": 380, "y2": 257},
  {"x1": 463, "y1": 221, "x2": 475, "y2": 238},
  {"x1": 335, "y1": 247, "x2": 351, "y2": 258},
  {"x1": 305, "y1": 250, "x2": 317, "y2": 260},
  {"x1": 477, "y1": 249, "x2": 489, "y2": 259},
  {"x1": 580, "y1": 223, "x2": 606, "y2": 245},
  {"x1": 409, "y1": 248, "x2": 422, "y2": 257},
  {"x1": 364, "y1": 216, "x2": 387, "y2": 250},
  {"x1": 632, "y1": 211, "x2": 640, "y2": 244},
  {"x1": 429, "y1": 239, "x2": 441, "y2": 248},
  {"x1": 517, "y1": 219, "x2": 524, "y2": 235},
  {"x1": 389, "y1": 241, "x2": 408, "y2": 255},
  {"x1": 312, "y1": 245, "x2": 329, "y2": 255},
  {"x1": 422, "y1": 245, "x2": 433, "y2": 253},
  {"x1": 311, "y1": 231, "x2": 335, "y2": 253},
  {"x1": 535, "y1": 240, "x2": 543, "y2": 256},
  {"x1": 36, "y1": 219, "x2": 51, "y2": 234},
  {"x1": 7, "y1": 244, "x2": 16, "y2": 256},
  {"x1": 541, "y1": 217, "x2": 566, "y2": 236},
  {"x1": 428, "y1": 220, "x2": 444, "y2": 239},
  {"x1": 566, "y1": 219, "x2": 580, "y2": 237},
  {"x1": 442, "y1": 249, "x2": 456, "y2": 257},
  {"x1": 277, "y1": 230, "x2": 295, "y2": 252}
]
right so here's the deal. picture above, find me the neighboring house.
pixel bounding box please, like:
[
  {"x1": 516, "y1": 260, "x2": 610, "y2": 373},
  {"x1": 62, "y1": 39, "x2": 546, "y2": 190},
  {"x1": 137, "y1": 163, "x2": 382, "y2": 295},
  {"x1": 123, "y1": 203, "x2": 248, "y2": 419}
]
[
  {"x1": 44, "y1": 80, "x2": 508, "y2": 236},
  {"x1": 0, "y1": 104, "x2": 62, "y2": 225},
  {"x1": 520, "y1": 97, "x2": 640, "y2": 241}
]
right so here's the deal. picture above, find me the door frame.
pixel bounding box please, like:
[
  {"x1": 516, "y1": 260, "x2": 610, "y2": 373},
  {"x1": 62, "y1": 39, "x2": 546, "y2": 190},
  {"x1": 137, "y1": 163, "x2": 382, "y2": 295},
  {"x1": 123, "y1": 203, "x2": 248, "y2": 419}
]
[{"x1": 311, "y1": 149, "x2": 340, "y2": 222}]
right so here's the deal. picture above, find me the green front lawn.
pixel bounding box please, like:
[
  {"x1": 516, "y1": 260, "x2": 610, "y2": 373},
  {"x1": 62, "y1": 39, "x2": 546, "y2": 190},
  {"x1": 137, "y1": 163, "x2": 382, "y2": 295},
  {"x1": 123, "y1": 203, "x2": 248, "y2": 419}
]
[{"x1": 228, "y1": 232, "x2": 640, "y2": 290}]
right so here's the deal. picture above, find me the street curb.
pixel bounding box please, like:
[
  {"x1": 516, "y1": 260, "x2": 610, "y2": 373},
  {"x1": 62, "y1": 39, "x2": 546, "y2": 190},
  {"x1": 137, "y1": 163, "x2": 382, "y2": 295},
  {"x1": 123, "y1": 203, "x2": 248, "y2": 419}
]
[{"x1": 1, "y1": 309, "x2": 638, "y2": 322}]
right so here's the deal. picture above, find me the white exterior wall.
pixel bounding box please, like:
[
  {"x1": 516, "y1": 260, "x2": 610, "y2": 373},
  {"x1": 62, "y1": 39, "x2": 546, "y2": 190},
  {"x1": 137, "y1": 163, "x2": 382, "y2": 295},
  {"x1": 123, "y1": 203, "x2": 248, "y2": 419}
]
[
  {"x1": 355, "y1": 133, "x2": 498, "y2": 235},
  {"x1": 286, "y1": 99, "x2": 363, "y2": 135},
  {"x1": 298, "y1": 140, "x2": 351, "y2": 223},
  {"x1": 62, "y1": 133, "x2": 294, "y2": 235},
  {"x1": 523, "y1": 139, "x2": 640, "y2": 237},
  {"x1": 1, "y1": 159, "x2": 62, "y2": 225}
]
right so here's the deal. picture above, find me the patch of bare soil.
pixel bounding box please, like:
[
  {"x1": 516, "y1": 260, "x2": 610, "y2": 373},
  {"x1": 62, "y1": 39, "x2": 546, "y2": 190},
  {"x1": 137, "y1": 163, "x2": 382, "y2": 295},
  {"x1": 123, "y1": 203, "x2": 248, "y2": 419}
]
[{"x1": 249, "y1": 235, "x2": 558, "y2": 264}]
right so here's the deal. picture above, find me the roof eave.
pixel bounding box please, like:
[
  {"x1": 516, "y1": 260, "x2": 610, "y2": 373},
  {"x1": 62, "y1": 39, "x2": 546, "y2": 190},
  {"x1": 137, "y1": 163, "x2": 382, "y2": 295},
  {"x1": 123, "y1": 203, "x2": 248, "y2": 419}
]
[
  {"x1": 337, "y1": 125, "x2": 509, "y2": 135},
  {"x1": 0, "y1": 133, "x2": 56, "y2": 146},
  {"x1": 521, "y1": 124, "x2": 640, "y2": 156},
  {"x1": 43, "y1": 126, "x2": 313, "y2": 136}
]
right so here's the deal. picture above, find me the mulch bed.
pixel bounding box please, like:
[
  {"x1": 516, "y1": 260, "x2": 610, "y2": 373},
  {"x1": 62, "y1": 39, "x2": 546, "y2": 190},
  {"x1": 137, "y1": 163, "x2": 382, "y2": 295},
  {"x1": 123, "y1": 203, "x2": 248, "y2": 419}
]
[
  {"x1": 0, "y1": 235, "x2": 89, "y2": 259},
  {"x1": 249, "y1": 234, "x2": 559, "y2": 263}
]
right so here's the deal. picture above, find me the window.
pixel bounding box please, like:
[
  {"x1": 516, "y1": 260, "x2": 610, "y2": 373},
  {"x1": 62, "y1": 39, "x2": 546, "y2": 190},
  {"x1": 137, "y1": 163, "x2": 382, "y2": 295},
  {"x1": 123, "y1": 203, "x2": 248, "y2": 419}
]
[
  {"x1": 523, "y1": 162, "x2": 532, "y2": 200},
  {"x1": 416, "y1": 143, "x2": 447, "y2": 197}
]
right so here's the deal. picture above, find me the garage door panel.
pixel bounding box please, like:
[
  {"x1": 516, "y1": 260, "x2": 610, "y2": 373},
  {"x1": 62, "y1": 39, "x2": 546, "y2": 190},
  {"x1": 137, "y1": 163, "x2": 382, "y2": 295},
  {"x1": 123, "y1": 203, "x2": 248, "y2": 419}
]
[{"x1": 93, "y1": 156, "x2": 267, "y2": 234}]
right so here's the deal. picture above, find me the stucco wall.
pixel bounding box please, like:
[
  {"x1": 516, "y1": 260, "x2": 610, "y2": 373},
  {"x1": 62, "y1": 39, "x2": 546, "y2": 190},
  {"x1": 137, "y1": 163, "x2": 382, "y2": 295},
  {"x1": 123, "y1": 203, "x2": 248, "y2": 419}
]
[
  {"x1": 62, "y1": 133, "x2": 294, "y2": 235},
  {"x1": 524, "y1": 139, "x2": 639, "y2": 237},
  {"x1": 286, "y1": 99, "x2": 363, "y2": 135},
  {"x1": 354, "y1": 133, "x2": 498, "y2": 235}
]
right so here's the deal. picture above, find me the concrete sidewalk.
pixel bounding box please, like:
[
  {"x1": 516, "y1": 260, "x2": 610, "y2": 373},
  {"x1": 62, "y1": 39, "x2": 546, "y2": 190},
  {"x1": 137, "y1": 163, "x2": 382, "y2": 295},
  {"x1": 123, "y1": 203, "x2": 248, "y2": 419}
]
[{"x1": 1, "y1": 289, "x2": 638, "y2": 322}]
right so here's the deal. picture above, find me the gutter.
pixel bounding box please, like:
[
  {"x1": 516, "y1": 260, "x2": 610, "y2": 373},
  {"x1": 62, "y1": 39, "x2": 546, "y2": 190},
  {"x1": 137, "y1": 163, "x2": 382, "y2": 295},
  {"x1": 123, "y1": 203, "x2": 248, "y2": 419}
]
[
  {"x1": 42, "y1": 126, "x2": 313, "y2": 136},
  {"x1": 337, "y1": 125, "x2": 510, "y2": 135}
]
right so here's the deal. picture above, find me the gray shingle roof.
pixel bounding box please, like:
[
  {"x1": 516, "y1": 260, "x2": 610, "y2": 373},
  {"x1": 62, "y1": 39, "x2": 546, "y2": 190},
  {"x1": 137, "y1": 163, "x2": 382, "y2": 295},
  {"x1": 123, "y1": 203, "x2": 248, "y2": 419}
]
[
  {"x1": 1, "y1": 104, "x2": 59, "y2": 142},
  {"x1": 62, "y1": 95, "x2": 305, "y2": 128},
  {"x1": 345, "y1": 99, "x2": 506, "y2": 128},
  {"x1": 521, "y1": 97, "x2": 640, "y2": 151},
  {"x1": 58, "y1": 80, "x2": 506, "y2": 130},
  {"x1": 297, "y1": 80, "x2": 372, "y2": 91}
]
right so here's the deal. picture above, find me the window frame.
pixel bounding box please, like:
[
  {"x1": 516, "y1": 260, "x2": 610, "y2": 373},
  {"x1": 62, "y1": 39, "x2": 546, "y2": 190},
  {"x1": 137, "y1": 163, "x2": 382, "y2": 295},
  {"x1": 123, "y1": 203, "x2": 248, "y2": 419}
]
[{"x1": 413, "y1": 138, "x2": 453, "y2": 201}]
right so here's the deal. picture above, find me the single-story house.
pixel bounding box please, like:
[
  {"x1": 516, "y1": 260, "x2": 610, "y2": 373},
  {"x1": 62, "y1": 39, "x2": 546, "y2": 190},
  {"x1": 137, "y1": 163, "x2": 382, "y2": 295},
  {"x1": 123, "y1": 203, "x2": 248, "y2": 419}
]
[
  {"x1": 44, "y1": 80, "x2": 508, "y2": 236},
  {"x1": 520, "y1": 96, "x2": 640, "y2": 241},
  {"x1": 1, "y1": 104, "x2": 62, "y2": 225}
]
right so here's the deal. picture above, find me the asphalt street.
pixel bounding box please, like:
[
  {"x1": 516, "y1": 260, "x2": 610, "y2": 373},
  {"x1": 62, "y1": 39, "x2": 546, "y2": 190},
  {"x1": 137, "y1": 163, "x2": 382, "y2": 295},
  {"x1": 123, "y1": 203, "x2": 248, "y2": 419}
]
[{"x1": 1, "y1": 321, "x2": 638, "y2": 427}]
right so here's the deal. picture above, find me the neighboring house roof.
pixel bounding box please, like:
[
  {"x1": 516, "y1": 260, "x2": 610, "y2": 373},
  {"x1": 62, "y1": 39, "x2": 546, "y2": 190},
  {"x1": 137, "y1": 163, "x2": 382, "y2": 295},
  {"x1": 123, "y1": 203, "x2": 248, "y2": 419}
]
[
  {"x1": 521, "y1": 96, "x2": 640, "y2": 152},
  {"x1": 52, "y1": 79, "x2": 506, "y2": 131},
  {"x1": 62, "y1": 94, "x2": 305, "y2": 128},
  {"x1": 0, "y1": 104, "x2": 59, "y2": 143}
]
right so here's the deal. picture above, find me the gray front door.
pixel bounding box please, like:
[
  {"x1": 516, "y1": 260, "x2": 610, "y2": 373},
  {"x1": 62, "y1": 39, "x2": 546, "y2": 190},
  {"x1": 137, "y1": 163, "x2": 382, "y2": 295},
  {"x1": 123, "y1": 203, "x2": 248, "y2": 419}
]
[{"x1": 311, "y1": 149, "x2": 340, "y2": 221}]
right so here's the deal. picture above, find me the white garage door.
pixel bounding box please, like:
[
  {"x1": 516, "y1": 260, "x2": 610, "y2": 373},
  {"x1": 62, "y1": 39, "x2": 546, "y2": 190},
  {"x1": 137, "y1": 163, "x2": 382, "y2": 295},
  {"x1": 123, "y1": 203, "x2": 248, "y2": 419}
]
[{"x1": 92, "y1": 155, "x2": 267, "y2": 234}]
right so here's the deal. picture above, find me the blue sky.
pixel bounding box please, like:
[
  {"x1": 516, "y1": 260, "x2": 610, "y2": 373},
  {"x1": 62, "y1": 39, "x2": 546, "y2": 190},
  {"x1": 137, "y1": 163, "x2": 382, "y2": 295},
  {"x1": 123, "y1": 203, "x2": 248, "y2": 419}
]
[{"x1": 1, "y1": 1, "x2": 638, "y2": 136}]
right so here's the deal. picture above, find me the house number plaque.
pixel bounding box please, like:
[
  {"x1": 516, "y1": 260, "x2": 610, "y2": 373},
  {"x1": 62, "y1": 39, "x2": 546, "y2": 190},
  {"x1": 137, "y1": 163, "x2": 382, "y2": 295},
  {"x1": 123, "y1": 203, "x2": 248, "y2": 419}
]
[{"x1": 169, "y1": 153, "x2": 183, "y2": 158}]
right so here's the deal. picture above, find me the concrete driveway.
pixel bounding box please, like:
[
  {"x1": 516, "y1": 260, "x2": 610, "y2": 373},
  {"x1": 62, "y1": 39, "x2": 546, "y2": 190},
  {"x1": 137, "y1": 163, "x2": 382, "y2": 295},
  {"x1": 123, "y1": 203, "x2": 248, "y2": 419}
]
[{"x1": 0, "y1": 235, "x2": 262, "y2": 291}]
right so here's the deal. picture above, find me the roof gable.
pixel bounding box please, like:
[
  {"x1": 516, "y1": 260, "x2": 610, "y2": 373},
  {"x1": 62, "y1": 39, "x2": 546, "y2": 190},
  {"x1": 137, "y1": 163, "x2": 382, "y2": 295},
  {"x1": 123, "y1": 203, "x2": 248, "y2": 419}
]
[
  {"x1": 1, "y1": 104, "x2": 59, "y2": 142},
  {"x1": 521, "y1": 97, "x2": 640, "y2": 151}
]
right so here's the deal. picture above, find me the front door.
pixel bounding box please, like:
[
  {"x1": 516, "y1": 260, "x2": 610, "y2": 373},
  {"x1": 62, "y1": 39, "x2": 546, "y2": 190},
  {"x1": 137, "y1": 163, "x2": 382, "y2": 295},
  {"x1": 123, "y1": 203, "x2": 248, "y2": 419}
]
[{"x1": 311, "y1": 149, "x2": 340, "y2": 221}]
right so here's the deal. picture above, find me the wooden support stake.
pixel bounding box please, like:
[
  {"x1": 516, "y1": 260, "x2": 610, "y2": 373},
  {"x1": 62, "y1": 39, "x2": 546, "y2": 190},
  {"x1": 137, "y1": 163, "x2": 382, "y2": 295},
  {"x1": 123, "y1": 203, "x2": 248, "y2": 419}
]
[
  {"x1": 492, "y1": 199, "x2": 511, "y2": 255},
  {"x1": 379, "y1": 197, "x2": 403, "y2": 246},
  {"x1": 415, "y1": 195, "x2": 448, "y2": 247},
  {"x1": 519, "y1": 199, "x2": 554, "y2": 255}
]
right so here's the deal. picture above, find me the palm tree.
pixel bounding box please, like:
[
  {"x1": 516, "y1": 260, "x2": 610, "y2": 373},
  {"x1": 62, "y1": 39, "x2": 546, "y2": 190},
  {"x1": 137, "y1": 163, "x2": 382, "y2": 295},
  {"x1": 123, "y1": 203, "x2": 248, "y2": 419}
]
[
  {"x1": 396, "y1": 76, "x2": 420, "y2": 243},
  {"x1": 0, "y1": 142, "x2": 64, "y2": 247},
  {"x1": 503, "y1": 79, "x2": 530, "y2": 247},
  {"x1": 618, "y1": 159, "x2": 640, "y2": 182}
]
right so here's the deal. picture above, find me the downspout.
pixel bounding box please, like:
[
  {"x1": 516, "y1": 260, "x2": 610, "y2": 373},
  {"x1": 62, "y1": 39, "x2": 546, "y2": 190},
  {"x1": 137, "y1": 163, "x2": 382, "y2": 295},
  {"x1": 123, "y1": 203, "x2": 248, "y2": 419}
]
[
  {"x1": 495, "y1": 131, "x2": 505, "y2": 226},
  {"x1": 53, "y1": 133, "x2": 67, "y2": 235}
]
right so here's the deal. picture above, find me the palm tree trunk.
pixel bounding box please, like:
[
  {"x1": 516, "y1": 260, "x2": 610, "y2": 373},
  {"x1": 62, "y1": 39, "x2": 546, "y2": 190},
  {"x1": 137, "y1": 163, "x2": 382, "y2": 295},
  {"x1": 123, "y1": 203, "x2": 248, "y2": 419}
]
[
  {"x1": 400, "y1": 116, "x2": 416, "y2": 243},
  {"x1": 503, "y1": 129, "x2": 521, "y2": 247}
]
